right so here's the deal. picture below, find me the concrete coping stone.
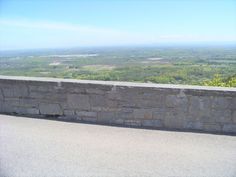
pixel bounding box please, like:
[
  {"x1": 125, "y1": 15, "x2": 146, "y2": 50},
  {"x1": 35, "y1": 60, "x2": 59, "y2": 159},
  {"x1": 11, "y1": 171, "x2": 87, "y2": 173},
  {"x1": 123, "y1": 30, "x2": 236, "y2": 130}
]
[{"x1": 0, "y1": 75, "x2": 236, "y2": 92}]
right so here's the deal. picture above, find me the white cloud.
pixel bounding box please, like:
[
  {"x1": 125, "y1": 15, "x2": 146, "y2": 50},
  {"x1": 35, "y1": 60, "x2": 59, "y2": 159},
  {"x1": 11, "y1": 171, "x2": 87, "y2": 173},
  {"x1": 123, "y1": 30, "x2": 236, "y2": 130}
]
[
  {"x1": 0, "y1": 19, "x2": 125, "y2": 35},
  {"x1": 0, "y1": 19, "x2": 139, "y2": 49}
]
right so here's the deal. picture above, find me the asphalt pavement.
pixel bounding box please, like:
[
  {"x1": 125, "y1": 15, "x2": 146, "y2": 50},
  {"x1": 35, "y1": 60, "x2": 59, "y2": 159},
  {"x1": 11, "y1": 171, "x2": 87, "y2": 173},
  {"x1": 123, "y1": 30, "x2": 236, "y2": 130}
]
[{"x1": 0, "y1": 114, "x2": 236, "y2": 177}]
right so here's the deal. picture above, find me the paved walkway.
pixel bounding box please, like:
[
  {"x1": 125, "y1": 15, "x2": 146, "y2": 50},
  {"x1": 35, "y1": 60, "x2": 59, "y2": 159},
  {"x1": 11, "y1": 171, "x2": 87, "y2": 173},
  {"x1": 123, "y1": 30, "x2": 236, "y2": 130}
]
[{"x1": 0, "y1": 114, "x2": 236, "y2": 177}]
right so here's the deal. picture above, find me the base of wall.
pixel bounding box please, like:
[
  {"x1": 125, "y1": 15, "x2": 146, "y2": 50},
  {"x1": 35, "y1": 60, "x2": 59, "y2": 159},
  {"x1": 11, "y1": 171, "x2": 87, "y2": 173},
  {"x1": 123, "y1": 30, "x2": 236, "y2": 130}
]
[{"x1": 2, "y1": 112, "x2": 235, "y2": 136}]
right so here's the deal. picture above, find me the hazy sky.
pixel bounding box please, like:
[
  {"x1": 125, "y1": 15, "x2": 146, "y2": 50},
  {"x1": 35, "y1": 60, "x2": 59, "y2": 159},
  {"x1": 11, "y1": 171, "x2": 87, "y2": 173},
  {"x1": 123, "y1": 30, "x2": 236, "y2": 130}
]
[{"x1": 0, "y1": 0, "x2": 236, "y2": 50}]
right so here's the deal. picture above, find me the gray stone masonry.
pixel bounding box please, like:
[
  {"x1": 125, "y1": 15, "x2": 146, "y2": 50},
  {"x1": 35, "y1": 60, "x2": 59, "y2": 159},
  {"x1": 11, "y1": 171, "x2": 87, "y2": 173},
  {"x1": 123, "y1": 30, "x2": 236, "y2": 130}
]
[{"x1": 0, "y1": 75, "x2": 236, "y2": 134}]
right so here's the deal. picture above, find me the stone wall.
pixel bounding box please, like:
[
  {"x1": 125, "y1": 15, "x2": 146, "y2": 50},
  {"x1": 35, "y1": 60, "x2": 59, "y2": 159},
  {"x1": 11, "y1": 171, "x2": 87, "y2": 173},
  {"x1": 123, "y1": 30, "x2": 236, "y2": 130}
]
[{"x1": 0, "y1": 76, "x2": 235, "y2": 134}]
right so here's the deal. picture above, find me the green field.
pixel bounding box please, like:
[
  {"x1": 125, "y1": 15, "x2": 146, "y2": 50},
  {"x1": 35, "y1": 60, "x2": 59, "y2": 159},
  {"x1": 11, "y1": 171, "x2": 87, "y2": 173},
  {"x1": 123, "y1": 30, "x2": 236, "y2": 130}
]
[{"x1": 1, "y1": 46, "x2": 236, "y2": 87}]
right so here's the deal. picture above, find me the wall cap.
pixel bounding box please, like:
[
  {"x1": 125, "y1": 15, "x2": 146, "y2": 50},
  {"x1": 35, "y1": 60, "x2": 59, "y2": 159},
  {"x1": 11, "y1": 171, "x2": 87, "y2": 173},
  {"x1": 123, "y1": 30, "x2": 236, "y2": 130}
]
[{"x1": 0, "y1": 75, "x2": 236, "y2": 92}]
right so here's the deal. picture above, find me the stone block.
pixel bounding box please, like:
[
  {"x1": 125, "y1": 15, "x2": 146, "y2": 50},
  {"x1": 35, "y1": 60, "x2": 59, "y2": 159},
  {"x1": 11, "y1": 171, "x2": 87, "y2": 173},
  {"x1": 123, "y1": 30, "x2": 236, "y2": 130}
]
[
  {"x1": 189, "y1": 96, "x2": 211, "y2": 111},
  {"x1": 133, "y1": 109, "x2": 152, "y2": 119},
  {"x1": 29, "y1": 92, "x2": 44, "y2": 99},
  {"x1": 89, "y1": 94, "x2": 107, "y2": 107},
  {"x1": 30, "y1": 92, "x2": 66, "y2": 102},
  {"x1": 19, "y1": 98, "x2": 39, "y2": 107},
  {"x1": 39, "y1": 103, "x2": 63, "y2": 115},
  {"x1": 107, "y1": 92, "x2": 122, "y2": 100},
  {"x1": 165, "y1": 95, "x2": 188, "y2": 108},
  {"x1": 136, "y1": 98, "x2": 163, "y2": 108},
  {"x1": 13, "y1": 107, "x2": 39, "y2": 115},
  {"x1": 76, "y1": 111, "x2": 97, "y2": 118},
  {"x1": 86, "y1": 88, "x2": 105, "y2": 95},
  {"x1": 222, "y1": 124, "x2": 236, "y2": 133},
  {"x1": 233, "y1": 111, "x2": 236, "y2": 124},
  {"x1": 188, "y1": 96, "x2": 212, "y2": 121},
  {"x1": 164, "y1": 110, "x2": 186, "y2": 129},
  {"x1": 142, "y1": 119, "x2": 163, "y2": 128},
  {"x1": 82, "y1": 117, "x2": 97, "y2": 123},
  {"x1": 62, "y1": 82, "x2": 86, "y2": 93},
  {"x1": 124, "y1": 120, "x2": 141, "y2": 127},
  {"x1": 231, "y1": 98, "x2": 236, "y2": 109},
  {"x1": 97, "y1": 111, "x2": 115, "y2": 123},
  {"x1": 67, "y1": 94, "x2": 90, "y2": 110},
  {"x1": 0, "y1": 101, "x2": 12, "y2": 113},
  {"x1": 203, "y1": 123, "x2": 221, "y2": 132},
  {"x1": 211, "y1": 109, "x2": 232, "y2": 123},
  {"x1": 152, "y1": 108, "x2": 165, "y2": 120},
  {"x1": 116, "y1": 109, "x2": 134, "y2": 119},
  {"x1": 2, "y1": 88, "x2": 14, "y2": 97},
  {"x1": 184, "y1": 121, "x2": 203, "y2": 130},
  {"x1": 4, "y1": 99, "x2": 20, "y2": 107},
  {"x1": 110, "y1": 119, "x2": 124, "y2": 125},
  {"x1": 0, "y1": 89, "x2": 3, "y2": 100},
  {"x1": 212, "y1": 97, "x2": 231, "y2": 109},
  {"x1": 2, "y1": 85, "x2": 28, "y2": 98},
  {"x1": 26, "y1": 108, "x2": 39, "y2": 115},
  {"x1": 117, "y1": 100, "x2": 137, "y2": 108},
  {"x1": 29, "y1": 85, "x2": 56, "y2": 92},
  {"x1": 63, "y1": 109, "x2": 75, "y2": 116}
]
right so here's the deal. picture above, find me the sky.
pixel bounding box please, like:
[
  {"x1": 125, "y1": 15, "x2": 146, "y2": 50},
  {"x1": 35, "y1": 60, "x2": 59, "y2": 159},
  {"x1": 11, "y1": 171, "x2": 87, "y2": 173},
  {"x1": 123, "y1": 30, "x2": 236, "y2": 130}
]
[{"x1": 0, "y1": 0, "x2": 236, "y2": 50}]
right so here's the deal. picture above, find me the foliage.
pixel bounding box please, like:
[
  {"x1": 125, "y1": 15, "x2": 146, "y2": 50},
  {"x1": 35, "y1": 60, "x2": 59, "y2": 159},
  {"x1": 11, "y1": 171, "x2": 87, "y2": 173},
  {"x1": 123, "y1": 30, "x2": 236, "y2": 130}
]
[
  {"x1": 0, "y1": 46, "x2": 236, "y2": 87},
  {"x1": 203, "y1": 74, "x2": 236, "y2": 87}
]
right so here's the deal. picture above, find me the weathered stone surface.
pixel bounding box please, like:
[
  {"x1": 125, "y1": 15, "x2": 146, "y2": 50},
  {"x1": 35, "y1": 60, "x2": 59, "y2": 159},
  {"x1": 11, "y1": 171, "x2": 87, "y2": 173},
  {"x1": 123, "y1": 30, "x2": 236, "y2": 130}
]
[
  {"x1": 2, "y1": 88, "x2": 15, "y2": 98},
  {"x1": 0, "y1": 89, "x2": 3, "y2": 100},
  {"x1": 142, "y1": 119, "x2": 163, "y2": 128},
  {"x1": 81, "y1": 117, "x2": 97, "y2": 123},
  {"x1": 233, "y1": 111, "x2": 236, "y2": 124},
  {"x1": 90, "y1": 95, "x2": 107, "y2": 107},
  {"x1": 133, "y1": 109, "x2": 152, "y2": 119},
  {"x1": 0, "y1": 101, "x2": 13, "y2": 113},
  {"x1": 203, "y1": 123, "x2": 222, "y2": 132},
  {"x1": 90, "y1": 95, "x2": 118, "y2": 108},
  {"x1": 29, "y1": 85, "x2": 57, "y2": 92},
  {"x1": 124, "y1": 120, "x2": 141, "y2": 127},
  {"x1": 13, "y1": 107, "x2": 39, "y2": 115},
  {"x1": 107, "y1": 91, "x2": 122, "y2": 100},
  {"x1": 152, "y1": 108, "x2": 165, "y2": 120},
  {"x1": 29, "y1": 92, "x2": 66, "y2": 102},
  {"x1": 212, "y1": 109, "x2": 232, "y2": 123},
  {"x1": 26, "y1": 108, "x2": 40, "y2": 115},
  {"x1": 58, "y1": 115, "x2": 78, "y2": 121},
  {"x1": 39, "y1": 103, "x2": 62, "y2": 115},
  {"x1": 212, "y1": 97, "x2": 231, "y2": 109},
  {"x1": 136, "y1": 98, "x2": 164, "y2": 108},
  {"x1": 76, "y1": 111, "x2": 97, "y2": 118},
  {"x1": 222, "y1": 124, "x2": 236, "y2": 133},
  {"x1": 86, "y1": 88, "x2": 105, "y2": 95},
  {"x1": 61, "y1": 82, "x2": 86, "y2": 94},
  {"x1": 110, "y1": 118, "x2": 124, "y2": 125},
  {"x1": 231, "y1": 98, "x2": 236, "y2": 109},
  {"x1": 63, "y1": 109, "x2": 75, "y2": 116},
  {"x1": 184, "y1": 121, "x2": 203, "y2": 130},
  {"x1": 189, "y1": 96, "x2": 211, "y2": 111},
  {"x1": 164, "y1": 110, "x2": 187, "y2": 129},
  {"x1": 97, "y1": 111, "x2": 115, "y2": 123},
  {"x1": 2, "y1": 85, "x2": 28, "y2": 98},
  {"x1": 0, "y1": 76, "x2": 236, "y2": 134},
  {"x1": 165, "y1": 95, "x2": 188, "y2": 108},
  {"x1": 4, "y1": 98, "x2": 20, "y2": 107},
  {"x1": 19, "y1": 98, "x2": 39, "y2": 107},
  {"x1": 116, "y1": 108, "x2": 134, "y2": 119},
  {"x1": 67, "y1": 94, "x2": 90, "y2": 110},
  {"x1": 188, "y1": 96, "x2": 212, "y2": 121}
]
